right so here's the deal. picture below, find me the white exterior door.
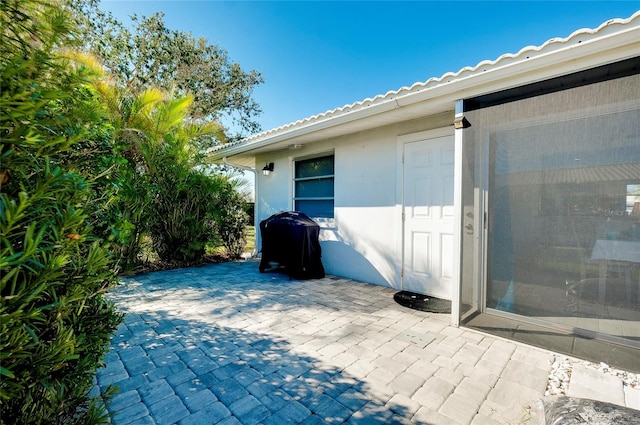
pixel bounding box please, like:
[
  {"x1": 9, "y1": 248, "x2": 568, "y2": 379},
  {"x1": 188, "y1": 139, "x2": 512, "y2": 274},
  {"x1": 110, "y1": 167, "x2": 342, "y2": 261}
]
[{"x1": 402, "y1": 135, "x2": 455, "y2": 299}]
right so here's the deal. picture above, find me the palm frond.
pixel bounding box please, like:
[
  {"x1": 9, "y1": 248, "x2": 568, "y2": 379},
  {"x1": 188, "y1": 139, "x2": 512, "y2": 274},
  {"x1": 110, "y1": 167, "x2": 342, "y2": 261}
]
[{"x1": 59, "y1": 49, "x2": 105, "y2": 77}]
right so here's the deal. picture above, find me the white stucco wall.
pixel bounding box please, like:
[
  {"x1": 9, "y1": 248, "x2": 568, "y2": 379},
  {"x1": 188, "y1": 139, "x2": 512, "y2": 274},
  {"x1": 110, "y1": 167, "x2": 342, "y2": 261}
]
[{"x1": 255, "y1": 113, "x2": 453, "y2": 288}]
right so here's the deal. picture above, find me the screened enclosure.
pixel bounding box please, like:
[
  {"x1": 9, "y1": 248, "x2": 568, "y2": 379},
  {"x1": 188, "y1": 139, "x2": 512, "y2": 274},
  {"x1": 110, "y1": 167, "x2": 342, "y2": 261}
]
[{"x1": 460, "y1": 68, "x2": 640, "y2": 366}]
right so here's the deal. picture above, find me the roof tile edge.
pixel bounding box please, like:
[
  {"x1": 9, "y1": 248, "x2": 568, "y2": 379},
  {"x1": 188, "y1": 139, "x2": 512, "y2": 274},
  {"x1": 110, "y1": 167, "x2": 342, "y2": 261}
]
[{"x1": 213, "y1": 10, "x2": 640, "y2": 152}]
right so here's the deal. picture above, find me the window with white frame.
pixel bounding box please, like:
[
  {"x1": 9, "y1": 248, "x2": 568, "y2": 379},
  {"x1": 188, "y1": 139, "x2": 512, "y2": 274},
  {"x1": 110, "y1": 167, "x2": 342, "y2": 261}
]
[{"x1": 294, "y1": 155, "x2": 334, "y2": 218}]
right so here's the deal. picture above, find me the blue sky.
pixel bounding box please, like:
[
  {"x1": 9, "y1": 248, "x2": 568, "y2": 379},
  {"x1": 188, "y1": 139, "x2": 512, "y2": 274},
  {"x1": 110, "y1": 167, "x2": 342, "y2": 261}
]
[{"x1": 100, "y1": 1, "x2": 640, "y2": 135}]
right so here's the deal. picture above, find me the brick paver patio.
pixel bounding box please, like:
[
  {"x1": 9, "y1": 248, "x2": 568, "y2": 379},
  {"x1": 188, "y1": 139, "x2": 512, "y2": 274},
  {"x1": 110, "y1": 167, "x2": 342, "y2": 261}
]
[{"x1": 96, "y1": 260, "x2": 555, "y2": 424}]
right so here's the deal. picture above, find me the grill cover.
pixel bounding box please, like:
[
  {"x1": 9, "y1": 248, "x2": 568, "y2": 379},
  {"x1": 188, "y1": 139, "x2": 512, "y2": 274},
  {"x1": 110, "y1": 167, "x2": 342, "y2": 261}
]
[{"x1": 259, "y1": 211, "x2": 325, "y2": 279}]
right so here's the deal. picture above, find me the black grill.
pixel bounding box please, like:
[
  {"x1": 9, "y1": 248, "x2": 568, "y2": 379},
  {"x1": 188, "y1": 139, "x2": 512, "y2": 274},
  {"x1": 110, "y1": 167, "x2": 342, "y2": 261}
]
[{"x1": 259, "y1": 211, "x2": 325, "y2": 279}]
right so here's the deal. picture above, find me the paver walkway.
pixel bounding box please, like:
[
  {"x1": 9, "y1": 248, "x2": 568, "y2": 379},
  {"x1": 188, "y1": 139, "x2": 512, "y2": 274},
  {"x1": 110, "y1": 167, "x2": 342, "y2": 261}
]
[{"x1": 96, "y1": 260, "x2": 556, "y2": 425}]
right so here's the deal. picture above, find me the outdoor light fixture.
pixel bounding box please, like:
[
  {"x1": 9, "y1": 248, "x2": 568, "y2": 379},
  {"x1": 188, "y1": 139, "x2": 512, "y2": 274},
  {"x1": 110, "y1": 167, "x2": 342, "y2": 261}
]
[
  {"x1": 453, "y1": 115, "x2": 471, "y2": 129},
  {"x1": 262, "y1": 162, "x2": 274, "y2": 176}
]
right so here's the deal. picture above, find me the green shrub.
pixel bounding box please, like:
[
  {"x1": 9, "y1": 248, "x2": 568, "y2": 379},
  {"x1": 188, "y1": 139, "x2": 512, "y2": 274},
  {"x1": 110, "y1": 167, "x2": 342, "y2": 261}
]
[
  {"x1": 149, "y1": 168, "x2": 221, "y2": 263},
  {"x1": 214, "y1": 179, "x2": 248, "y2": 259},
  {"x1": 0, "y1": 166, "x2": 123, "y2": 424},
  {"x1": 146, "y1": 165, "x2": 249, "y2": 263},
  {"x1": 106, "y1": 166, "x2": 152, "y2": 273},
  {"x1": 1, "y1": 0, "x2": 123, "y2": 423}
]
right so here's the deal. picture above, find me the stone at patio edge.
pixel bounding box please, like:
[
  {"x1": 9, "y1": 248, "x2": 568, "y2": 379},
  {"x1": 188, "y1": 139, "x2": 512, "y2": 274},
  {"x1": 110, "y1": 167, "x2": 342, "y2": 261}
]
[{"x1": 530, "y1": 396, "x2": 640, "y2": 425}]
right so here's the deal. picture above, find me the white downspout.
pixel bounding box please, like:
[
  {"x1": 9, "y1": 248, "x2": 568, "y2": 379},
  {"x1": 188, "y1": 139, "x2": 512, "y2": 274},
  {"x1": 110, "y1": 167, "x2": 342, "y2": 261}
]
[{"x1": 451, "y1": 100, "x2": 464, "y2": 328}]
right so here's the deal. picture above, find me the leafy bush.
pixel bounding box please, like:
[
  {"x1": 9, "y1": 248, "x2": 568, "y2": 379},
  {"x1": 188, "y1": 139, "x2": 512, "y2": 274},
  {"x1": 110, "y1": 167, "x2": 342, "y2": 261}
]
[
  {"x1": 0, "y1": 166, "x2": 123, "y2": 424},
  {"x1": 1, "y1": 1, "x2": 123, "y2": 423},
  {"x1": 105, "y1": 166, "x2": 152, "y2": 273},
  {"x1": 214, "y1": 178, "x2": 248, "y2": 259},
  {"x1": 94, "y1": 81, "x2": 249, "y2": 266},
  {"x1": 146, "y1": 164, "x2": 248, "y2": 263},
  {"x1": 149, "y1": 168, "x2": 220, "y2": 263}
]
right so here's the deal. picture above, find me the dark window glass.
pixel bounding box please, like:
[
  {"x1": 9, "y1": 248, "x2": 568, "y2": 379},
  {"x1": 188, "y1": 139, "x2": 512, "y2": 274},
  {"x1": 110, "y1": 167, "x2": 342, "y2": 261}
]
[
  {"x1": 295, "y1": 179, "x2": 334, "y2": 198},
  {"x1": 294, "y1": 155, "x2": 334, "y2": 218},
  {"x1": 295, "y1": 156, "x2": 334, "y2": 179},
  {"x1": 294, "y1": 200, "x2": 334, "y2": 219}
]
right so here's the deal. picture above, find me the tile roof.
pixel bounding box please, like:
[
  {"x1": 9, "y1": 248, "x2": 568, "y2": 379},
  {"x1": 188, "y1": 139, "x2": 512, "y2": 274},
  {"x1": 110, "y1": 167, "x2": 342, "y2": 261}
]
[{"x1": 211, "y1": 10, "x2": 640, "y2": 155}]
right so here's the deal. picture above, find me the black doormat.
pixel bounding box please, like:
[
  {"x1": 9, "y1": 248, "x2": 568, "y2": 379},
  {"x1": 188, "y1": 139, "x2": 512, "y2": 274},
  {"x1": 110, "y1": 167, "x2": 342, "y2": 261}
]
[{"x1": 394, "y1": 291, "x2": 452, "y2": 313}]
